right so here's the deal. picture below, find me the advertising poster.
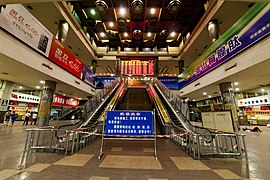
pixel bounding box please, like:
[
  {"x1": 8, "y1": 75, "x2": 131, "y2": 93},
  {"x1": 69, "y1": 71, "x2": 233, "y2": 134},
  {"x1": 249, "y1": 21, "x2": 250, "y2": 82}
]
[
  {"x1": 53, "y1": 94, "x2": 79, "y2": 108},
  {"x1": 49, "y1": 37, "x2": 82, "y2": 78},
  {"x1": 178, "y1": 3, "x2": 270, "y2": 88},
  {"x1": 120, "y1": 59, "x2": 154, "y2": 76},
  {"x1": 158, "y1": 77, "x2": 180, "y2": 90},
  {"x1": 95, "y1": 76, "x2": 115, "y2": 89},
  {"x1": 0, "y1": 4, "x2": 53, "y2": 57},
  {"x1": 81, "y1": 64, "x2": 95, "y2": 86},
  {"x1": 105, "y1": 110, "x2": 153, "y2": 136}
]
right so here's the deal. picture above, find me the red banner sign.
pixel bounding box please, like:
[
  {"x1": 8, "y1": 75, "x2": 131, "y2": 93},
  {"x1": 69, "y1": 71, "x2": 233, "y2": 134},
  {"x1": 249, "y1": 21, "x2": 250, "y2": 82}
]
[
  {"x1": 120, "y1": 59, "x2": 154, "y2": 76},
  {"x1": 53, "y1": 94, "x2": 79, "y2": 108},
  {"x1": 49, "y1": 37, "x2": 82, "y2": 78}
]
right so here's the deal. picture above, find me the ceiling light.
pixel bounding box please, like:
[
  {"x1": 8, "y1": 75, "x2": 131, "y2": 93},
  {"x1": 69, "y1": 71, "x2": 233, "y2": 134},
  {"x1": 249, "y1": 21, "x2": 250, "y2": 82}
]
[
  {"x1": 235, "y1": 88, "x2": 240, "y2": 91},
  {"x1": 193, "y1": 99, "x2": 196, "y2": 101},
  {"x1": 40, "y1": 80, "x2": 45, "y2": 84},
  {"x1": 167, "y1": 0, "x2": 181, "y2": 14},
  {"x1": 19, "y1": 86, "x2": 22, "y2": 89},
  {"x1": 100, "y1": 32, "x2": 105, "y2": 37},
  {"x1": 234, "y1": 82, "x2": 239, "y2": 85},
  {"x1": 170, "y1": 32, "x2": 176, "y2": 37},
  {"x1": 124, "y1": 32, "x2": 128, "y2": 37},
  {"x1": 255, "y1": 93, "x2": 258, "y2": 96},
  {"x1": 203, "y1": 92, "x2": 207, "y2": 95},
  {"x1": 131, "y1": 0, "x2": 144, "y2": 14},
  {"x1": 36, "y1": 86, "x2": 40, "y2": 89},
  {"x1": 63, "y1": 94, "x2": 66, "y2": 96},
  {"x1": 79, "y1": 98, "x2": 82, "y2": 100},
  {"x1": 90, "y1": 9, "x2": 96, "y2": 15},
  {"x1": 109, "y1": 22, "x2": 114, "y2": 27},
  {"x1": 150, "y1": 8, "x2": 155, "y2": 14},
  {"x1": 261, "y1": 88, "x2": 265, "y2": 92},
  {"x1": 95, "y1": 0, "x2": 108, "y2": 13},
  {"x1": 208, "y1": 95, "x2": 212, "y2": 98},
  {"x1": 120, "y1": 8, "x2": 126, "y2": 16},
  {"x1": 147, "y1": 32, "x2": 152, "y2": 37}
]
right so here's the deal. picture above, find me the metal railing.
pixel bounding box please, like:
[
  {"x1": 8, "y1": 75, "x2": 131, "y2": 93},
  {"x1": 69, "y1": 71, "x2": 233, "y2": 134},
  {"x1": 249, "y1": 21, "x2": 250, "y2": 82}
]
[{"x1": 170, "y1": 126, "x2": 247, "y2": 159}]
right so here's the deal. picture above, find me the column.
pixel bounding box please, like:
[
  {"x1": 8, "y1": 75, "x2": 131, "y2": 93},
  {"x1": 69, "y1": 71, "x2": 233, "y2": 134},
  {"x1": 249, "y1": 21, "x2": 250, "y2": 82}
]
[
  {"x1": 56, "y1": 20, "x2": 69, "y2": 43},
  {"x1": 178, "y1": 60, "x2": 184, "y2": 74},
  {"x1": 115, "y1": 59, "x2": 120, "y2": 77},
  {"x1": 91, "y1": 60, "x2": 97, "y2": 74},
  {"x1": 37, "y1": 81, "x2": 56, "y2": 127},
  {"x1": 219, "y1": 82, "x2": 239, "y2": 131},
  {"x1": 208, "y1": 19, "x2": 220, "y2": 42},
  {"x1": 0, "y1": 81, "x2": 14, "y2": 122}
]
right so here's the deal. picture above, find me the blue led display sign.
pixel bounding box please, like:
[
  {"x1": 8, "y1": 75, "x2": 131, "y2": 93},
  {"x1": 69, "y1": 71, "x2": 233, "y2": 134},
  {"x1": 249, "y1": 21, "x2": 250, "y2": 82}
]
[{"x1": 105, "y1": 110, "x2": 153, "y2": 136}]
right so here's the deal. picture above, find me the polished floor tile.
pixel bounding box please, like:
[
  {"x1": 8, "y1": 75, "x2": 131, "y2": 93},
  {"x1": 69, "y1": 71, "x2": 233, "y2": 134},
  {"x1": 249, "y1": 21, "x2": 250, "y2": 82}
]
[
  {"x1": 213, "y1": 169, "x2": 241, "y2": 179},
  {"x1": 143, "y1": 148, "x2": 154, "y2": 152},
  {"x1": 25, "y1": 163, "x2": 51, "y2": 172},
  {"x1": 0, "y1": 169, "x2": 19, "y2": 180},
  {"x1": 54, "y1": 154, "x2": 94, "y2": 166},
  {"x1": 170, "y1": 157, "x2": 211, "y2": 170},
  {"x1": 89, "y1": 176, "x2": 110, "y2": 180},
  {"x1": 99, "y1": 155, "x2": 162, "y2": 170},
  {"x1": 110, "y1": 147, "x2": 123, "y2": 152}
]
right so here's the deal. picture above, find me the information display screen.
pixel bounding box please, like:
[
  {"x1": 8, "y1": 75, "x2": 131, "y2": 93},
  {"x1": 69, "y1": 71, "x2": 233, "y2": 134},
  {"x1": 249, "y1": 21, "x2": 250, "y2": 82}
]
[
  {"x1": 120, "y1": 60, "x2": 154, "y2": 76},
  {"x1": 105, "y1": 110, "x2": 153, "y2": 136}
]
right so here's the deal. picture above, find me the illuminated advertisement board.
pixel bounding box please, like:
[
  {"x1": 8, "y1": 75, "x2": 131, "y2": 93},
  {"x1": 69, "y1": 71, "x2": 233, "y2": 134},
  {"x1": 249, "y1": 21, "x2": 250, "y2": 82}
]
[
  {"x1": 105, "y1": 110, "x2": 153, "y2": 136},
  {"x1": 120, "y1": 59, "x2": 154, "y2": 76}
]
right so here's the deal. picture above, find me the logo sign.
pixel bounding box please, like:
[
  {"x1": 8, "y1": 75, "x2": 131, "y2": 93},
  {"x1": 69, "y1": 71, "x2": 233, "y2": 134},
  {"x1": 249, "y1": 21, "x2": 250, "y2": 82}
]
[
  {"x1": 53, "y1": 94, "x2": 79, "y2": 108},
  {"x1": 105, "y1": 110, "x2": 153, "y2": 136},
  {"x1": 1, "y1": 99, "x2": 8, "y2": 106},
  {"x1": 49, "y1": 37, "x2": 82, "y2": 78},
  {"x1": 0, "y1": 4, "x2": 53, "y2": 56}
]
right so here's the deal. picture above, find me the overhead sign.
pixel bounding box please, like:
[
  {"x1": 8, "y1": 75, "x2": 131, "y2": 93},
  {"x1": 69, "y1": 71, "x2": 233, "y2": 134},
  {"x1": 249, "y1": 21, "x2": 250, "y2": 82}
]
[
  {"x1": 95, "y1": 76, "x2": 115, "y2": 89},
  {"x1": 158, "y1": 77, "x2": 180, "y2": 89},
  {"x1": 0, "y1": 4, "x2": 53, "y2": 56},
  {"x1": 105, "y1": 110, "x2": 153, "y2": 136},
  {"x1": 48, "y1": 37, "x2": 83, "y2": 78},
  {"x1": 120, "y1": 59, "x2": 154, "y2": 76},
  {"x1": 53, "y1": 94, "x2": 79, "y2": 108},
  {"x1": 238, "y1": 95, "x2": 270, "y2": 107},
  {"x1": 10, "y1": 92, "x2": 40, "y2": 103},
  {"x1": 178, "y1": 3, "x2": 270, "y2": 88}
]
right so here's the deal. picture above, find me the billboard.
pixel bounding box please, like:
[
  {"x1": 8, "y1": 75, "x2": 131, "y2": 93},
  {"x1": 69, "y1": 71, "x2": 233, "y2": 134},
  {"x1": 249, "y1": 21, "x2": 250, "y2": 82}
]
[
  {"x1": 120, "y1": 59, "x2": 154, "y2": 76},
  {"x1": 158, "y1": 77, "x2": 180, "y2": 90},
  {"x1": 95, "y1": 76, "x2": 115, "y2": 89}
]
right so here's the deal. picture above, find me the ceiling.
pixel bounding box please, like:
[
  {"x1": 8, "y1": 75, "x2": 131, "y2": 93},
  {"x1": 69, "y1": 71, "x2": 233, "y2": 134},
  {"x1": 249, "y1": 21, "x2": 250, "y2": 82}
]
[{"x1": 71, "y1": 0, "x2": 206, "y2": 49}]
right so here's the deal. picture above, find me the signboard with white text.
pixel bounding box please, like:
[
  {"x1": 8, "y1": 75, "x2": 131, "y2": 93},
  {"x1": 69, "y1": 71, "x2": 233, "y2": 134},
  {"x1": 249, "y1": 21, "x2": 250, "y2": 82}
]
[{"x1": 0, "y1": 4, "x2": 53, "y2": 57}]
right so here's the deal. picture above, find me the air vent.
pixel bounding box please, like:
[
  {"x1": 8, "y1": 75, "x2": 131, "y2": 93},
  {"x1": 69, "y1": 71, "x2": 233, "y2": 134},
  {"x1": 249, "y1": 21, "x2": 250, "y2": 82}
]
[
  {"x1": 133, "y1": 30, "x2": 142, "y2": 39},
  {"x1": 167, "y1": 0, "x2": 181, "y2": 14},
  {"x1": 131, "y1": 0, "x2": 144, "y2": 14},
  {"x1": 148, "y1": 18, "x2": 158, "y2": 28},
  {"x1": 160, "y1": 30, "x2": 169, "y2": 39}
]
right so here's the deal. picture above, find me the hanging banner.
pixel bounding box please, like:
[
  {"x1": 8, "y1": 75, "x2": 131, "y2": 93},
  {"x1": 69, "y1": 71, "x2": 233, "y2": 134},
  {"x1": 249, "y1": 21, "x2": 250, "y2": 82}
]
[
  {"x1": 95, "y1": 76, "x2": 115, "y2": 89},
  {"x1": 178, "y1": 3, "x2": 270, "y2": 88},
  {"x1": 53, "y1": 94, "x2": 79, "y2": 108},
  {"x1": 49, "y1": 37, "x2": 82, "y2": 78},
  {"x1": 81, "y1": 64, "x2": 95, "y2": 86},
  {"x1": 0, "y1": 4, "x2": 53, "y2": 57},
  {"x1": 120, "y1": 59, "x2": 155, "y2": 76},
  {"x1": 158, "y1": 77, "x2": 180, "y2": 90},
  {"x1": 105, "y1": 110, "x2": 153, "y2": 136}
]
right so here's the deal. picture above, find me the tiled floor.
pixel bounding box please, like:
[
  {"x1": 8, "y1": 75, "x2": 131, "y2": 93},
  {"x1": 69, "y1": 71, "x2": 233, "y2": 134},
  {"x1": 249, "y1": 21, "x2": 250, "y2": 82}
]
[{"x1": 0, "y1": 123, "x2": 270, "y2": 179}]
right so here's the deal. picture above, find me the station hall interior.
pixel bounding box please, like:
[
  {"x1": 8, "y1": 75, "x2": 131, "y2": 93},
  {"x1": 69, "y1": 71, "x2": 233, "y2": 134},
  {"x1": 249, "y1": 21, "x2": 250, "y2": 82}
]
[{"x1": 0, "y1": 0, "x2": 270, "y2": 179}]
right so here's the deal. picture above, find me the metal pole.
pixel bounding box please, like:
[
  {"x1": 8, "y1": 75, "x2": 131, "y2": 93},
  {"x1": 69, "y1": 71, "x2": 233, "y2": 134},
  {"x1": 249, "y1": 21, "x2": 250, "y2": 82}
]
[
  {"x1": 98, "y1": 111, "x2": 107, "y2": 159},
  {"x1": 242, "y1": 135, "x2": 248, "y2": 159},
  {"x1": 153, "y1": 109, "x2": 157, "y2": 159}
]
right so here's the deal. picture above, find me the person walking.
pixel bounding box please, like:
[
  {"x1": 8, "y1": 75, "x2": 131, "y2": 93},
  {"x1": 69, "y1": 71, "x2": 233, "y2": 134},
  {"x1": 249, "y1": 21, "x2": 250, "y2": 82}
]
[
  {"x1": 23, "y1": 111, "x2": 31, "y2": 125},
  {"x1": 9, "y1": 111, "x2": 18, "y2": 127},
  {"x1": 31, "y1": 112, "x2": 37, "y2": 125},
  {"x1": 3, "y1": 110, "x2": 11, "y2": 126}
]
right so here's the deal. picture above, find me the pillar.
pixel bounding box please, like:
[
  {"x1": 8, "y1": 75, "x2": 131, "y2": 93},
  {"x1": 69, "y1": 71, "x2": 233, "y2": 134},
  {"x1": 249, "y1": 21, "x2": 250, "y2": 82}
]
[
  {"x1": 37, "y1": 81, "x2": 56, "y2": 127},
  {"x1": 207, "y1": 19, "x2": 220, "y2": 42},
  {"x1": 56, "y1": 20, "x2": 69, "y2": 43},
  {"x1": 178, "y1": 60, "x2": 184, "y2": 74},
  {"x1": 0, "y1": 81, "x2": 14, "y2": 122},
  {"x1": 219, "y1": 82, "x2": 239, "y2": 131},
  {"x1": 115, "y1": 59, "x2": 120, "y2": 77},
  {"x1": 91, "y1": 60, "x2": 97, "y2": 74}
]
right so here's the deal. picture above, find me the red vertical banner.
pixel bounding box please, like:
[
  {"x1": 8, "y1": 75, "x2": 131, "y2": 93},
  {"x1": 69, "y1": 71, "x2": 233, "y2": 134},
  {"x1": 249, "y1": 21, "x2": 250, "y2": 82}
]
[
  {"x1": 143, "y1": 61, "x2": 148, "y2": 75},
  {"x1": 132, "y1": 60, "x2": 136, "y2": 74},
  {"x1": 48, "y1": 37, "x2": 82, "y2": 78},
  {"x1": 136, "y1": 60, "x2": 140, "y2": 75},
  {"x1": 124, "y1": 61, "x2": 128, "y2": 74},
  {"x1": 149, "y1": 59, "x2": 154, "y2": 75},
  {"x1": 120, "y1": 61, "x2": 124, "y2": 74}
]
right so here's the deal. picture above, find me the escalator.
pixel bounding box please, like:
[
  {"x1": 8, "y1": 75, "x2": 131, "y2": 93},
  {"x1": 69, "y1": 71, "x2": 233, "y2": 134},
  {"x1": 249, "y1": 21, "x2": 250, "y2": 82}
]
[
  {"x1": 116, "y1": 88, "x2": 164, "y2": 135},
  {"x1": 154, "y1": 86, "x2": 183, "y2": 128}
]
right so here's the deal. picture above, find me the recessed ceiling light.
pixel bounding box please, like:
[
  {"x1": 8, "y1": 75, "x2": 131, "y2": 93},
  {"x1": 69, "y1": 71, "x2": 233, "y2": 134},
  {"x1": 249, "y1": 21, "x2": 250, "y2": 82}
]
[
  {"x1": 124, "y1": 32, "x2": 128, "y2": 37},
  {"x1": 91, "y1": 9, "x2": 96, "y2": 15},
  {"x1": 193, "y1": 99, "x2": 196, "y2": 101},
  {"x1": 208, "y1": 95, "x2": 212, "y2": 98},
  {"x1": 36, "y1": 86, "x2": 40, "y2": 89},
  {"x1": 170, "y1": 32, "x2": 176, "y2": 37},
  {"x1": 147, "y1": 32, "x2": 152, "y2": 37},
  {"x1": 261, "y1": 88, "x2": 265, "y2": 92},
  {"x1": 203, "y1": 92, "x2": 207, "y2": 95},
  {"x1": 100, "y1": 32, "x2": 105, "y2": 37},
  {"x1": 234, "y1": 82, "x2": 239, "y2": 85},
  {"x1": 150, "y1": 8, "x2": 155, "y2": 14},
  {"x1": 109, "y1": 22, "x2": 114, "y2": 27},
  {"x1": 63, "y1": 94, "x2": 66, "y2": 96},
  {"x1": 235, "y1": 88, "x2": 240, "y2": 91},
  {"x1": 19, "y1": 86, "x2": 22, "y2": 89},
  {"x1": 40, "y1": 80, "x2": 45, "y2": 84},
  {"x1": 120, "y1": 7, "x2": 126, "y2": 16},
  {"x1": 255, "y1": 93, "x2": 258, "y2": 96},
  {"x1": 79, "y1": 98, "x2": 82, "y2": 100}
]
